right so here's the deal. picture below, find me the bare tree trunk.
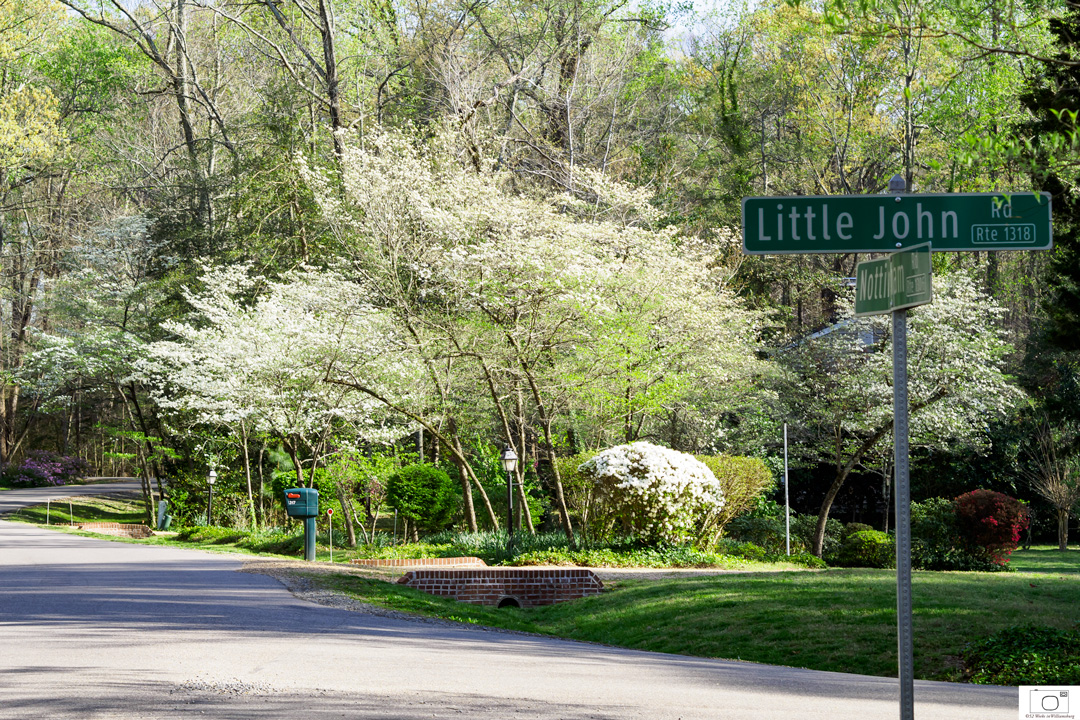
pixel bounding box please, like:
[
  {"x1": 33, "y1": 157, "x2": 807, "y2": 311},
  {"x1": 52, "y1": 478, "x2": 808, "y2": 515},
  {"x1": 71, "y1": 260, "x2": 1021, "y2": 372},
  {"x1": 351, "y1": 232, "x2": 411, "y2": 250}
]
[
  {"x1": 507, "y1": 341, "x2": 574, "y2": 544},
  {"x1": 448, "y1": 419, "x2": 478, "y2": 532},
  {"x1": 284, "y1": 438, "x2": 305, "y2": 488},
  {"x1": 813, "y1": 423, "x2": 894, "y2": 557},
  {"x1": 240, "y1": 420, "x2": 256, "y2": 530},
  {"x1": 335, "y1": 482, "x2": 358, "y2": 547},
  {"x1": 1058, "y1": 508, "x2": 1069, "y2": 551},
  {"x1": 258, "y1": 442, "x2": 267, "y2": 524},
  {"x1": 515, "y1": 389, "x2": 534, "y2": 534},
  {"x1": 318, "y1": 0, "x2": 345, "y2": 161}
]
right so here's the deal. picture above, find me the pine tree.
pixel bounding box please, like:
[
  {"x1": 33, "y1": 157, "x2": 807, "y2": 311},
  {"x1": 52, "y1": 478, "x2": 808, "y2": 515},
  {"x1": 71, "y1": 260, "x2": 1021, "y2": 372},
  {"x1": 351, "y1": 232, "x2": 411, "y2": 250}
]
[{"x1": 1021, "y1": 9, "x2": 1080, "y2": 350}]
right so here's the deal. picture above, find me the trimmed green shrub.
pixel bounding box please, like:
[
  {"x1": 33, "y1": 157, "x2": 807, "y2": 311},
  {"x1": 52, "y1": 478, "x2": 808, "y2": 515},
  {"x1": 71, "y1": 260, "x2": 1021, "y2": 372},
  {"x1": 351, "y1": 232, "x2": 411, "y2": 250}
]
[
  {"x1": 715, "y1": 539, "x2": 769, "y2": 562},
  {"x1": 841, "y1": 522, "x2": 874, "y2": 540},
  {"x1": 962, "y1": 624, "x2": 1080, "y2": 685},
  {"x1": 723, "y1": 510, "x2": 843, "y2": 560},
  {"x1": 835, "y1": 529, "x2": 896, "y2": 568},
  {"x1": 695, "y1": 454, "x2": 775, "y2": 539},
  {"x1": 724, "y1": 513, "x2": 789, "y2": 551},
  {"x1": 386, "y1": 464, "x2": 459, "y2": 534},
  {"x1": 791, "y1": 513, "x2": 844, "y2": 561},
  {"x1": 790, "y1": 552, "x2": 828, "y2": 569}
]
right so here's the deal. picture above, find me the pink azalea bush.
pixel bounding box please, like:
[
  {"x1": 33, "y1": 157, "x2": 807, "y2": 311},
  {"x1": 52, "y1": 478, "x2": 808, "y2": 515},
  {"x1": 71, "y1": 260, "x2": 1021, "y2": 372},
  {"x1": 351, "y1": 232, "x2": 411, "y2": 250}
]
[{"x1": 2, "y1": 450, "x2": 92, "y2": 487}]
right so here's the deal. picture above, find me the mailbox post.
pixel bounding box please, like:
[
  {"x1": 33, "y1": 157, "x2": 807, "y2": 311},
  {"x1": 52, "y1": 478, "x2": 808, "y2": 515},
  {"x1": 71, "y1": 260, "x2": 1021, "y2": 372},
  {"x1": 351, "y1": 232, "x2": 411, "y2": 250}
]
[{"x1": 284, "y1": 488, "x2": 319, "y2": 561}]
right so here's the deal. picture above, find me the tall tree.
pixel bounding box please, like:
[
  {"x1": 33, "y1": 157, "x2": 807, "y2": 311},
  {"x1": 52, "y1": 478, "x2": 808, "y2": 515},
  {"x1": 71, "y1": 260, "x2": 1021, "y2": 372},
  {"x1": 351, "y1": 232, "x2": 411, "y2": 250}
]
[
  {"x1": 1020, "y1": 7, "x2": 1080, "y2": 351},
  {"x1": 60, "y1": 0, "x2": 240, "y2": 233},
  {"x1": 0, "y1": 0, "x2": 69, "y2": 462},
  {"x1": 778, "y1": 273, "x2": 1022, "y2": 556}
]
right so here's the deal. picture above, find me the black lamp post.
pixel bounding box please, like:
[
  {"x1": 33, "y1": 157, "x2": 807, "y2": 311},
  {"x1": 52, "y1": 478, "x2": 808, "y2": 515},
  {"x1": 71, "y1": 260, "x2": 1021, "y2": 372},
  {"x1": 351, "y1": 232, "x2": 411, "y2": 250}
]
[
  {"x1": 207, "y1": 469, "x2": 217, "y2": 526},
  {"x1": 500, "y1": 447, "x2": 518, "y2": 554}
]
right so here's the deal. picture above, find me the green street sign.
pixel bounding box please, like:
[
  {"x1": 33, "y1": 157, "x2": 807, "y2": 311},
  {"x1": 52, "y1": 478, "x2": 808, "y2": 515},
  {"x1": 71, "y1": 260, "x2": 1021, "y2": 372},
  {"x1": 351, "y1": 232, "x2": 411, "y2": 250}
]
[
  {"x1": 855, "y1": 243, "x2": 933, "y2": 316},
  {"x1": 742, "y1": 192, "x2": 1051, "y2": 254}
]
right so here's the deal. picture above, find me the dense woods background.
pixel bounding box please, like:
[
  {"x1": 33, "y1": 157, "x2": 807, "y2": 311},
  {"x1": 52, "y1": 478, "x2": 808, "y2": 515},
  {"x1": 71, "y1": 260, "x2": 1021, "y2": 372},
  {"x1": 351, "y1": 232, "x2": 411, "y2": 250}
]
[{"x1": 4, "y1": 0, "x2": 1080, "y2": 544}]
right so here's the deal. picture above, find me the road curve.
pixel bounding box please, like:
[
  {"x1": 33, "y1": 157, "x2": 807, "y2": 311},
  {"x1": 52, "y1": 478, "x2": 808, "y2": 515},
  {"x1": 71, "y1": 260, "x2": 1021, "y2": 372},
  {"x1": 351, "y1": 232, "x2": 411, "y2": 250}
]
[
  {"x1": 0, "y1": 487, "x2": 1017, "y2": 719},
  {"x1": 0, "y1": 478, "x2": 147, "y2": 516}
]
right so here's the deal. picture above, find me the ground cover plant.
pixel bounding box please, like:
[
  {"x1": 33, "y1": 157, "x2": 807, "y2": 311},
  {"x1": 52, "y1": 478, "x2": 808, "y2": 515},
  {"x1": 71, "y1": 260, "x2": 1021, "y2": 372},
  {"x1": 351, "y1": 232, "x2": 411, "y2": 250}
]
[
  {"x1": 962, "y1": 624, "x2": 1080, "y2": 685},
  {"x1": 159, "y1": 525, "x2": 821, "y2": 570}
]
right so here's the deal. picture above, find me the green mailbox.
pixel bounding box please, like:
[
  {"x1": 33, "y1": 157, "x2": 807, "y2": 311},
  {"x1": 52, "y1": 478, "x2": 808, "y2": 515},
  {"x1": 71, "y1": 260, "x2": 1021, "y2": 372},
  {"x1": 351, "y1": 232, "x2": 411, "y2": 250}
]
[
  {"x1": 284, "y1": 488, "x2": 319, "y2": 561},
  {"x1": 284, "y1": 488, "x2": 319, "y2": 518}
]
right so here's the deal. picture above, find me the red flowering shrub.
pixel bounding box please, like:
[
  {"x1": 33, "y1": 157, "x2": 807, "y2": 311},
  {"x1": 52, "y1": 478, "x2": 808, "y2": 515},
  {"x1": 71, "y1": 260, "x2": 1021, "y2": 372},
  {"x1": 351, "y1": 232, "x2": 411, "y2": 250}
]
[{"x1": 953, "y1": 490, "x2": 1029, "y2": 565}]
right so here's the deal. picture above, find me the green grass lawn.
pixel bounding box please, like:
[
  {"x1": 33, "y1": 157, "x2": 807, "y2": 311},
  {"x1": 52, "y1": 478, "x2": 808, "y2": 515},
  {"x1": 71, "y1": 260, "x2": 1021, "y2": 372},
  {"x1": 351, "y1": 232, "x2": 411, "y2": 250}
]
[
  {"x1": 309, "y1": 545, "x2": 1080, "y2": 682},
  {"x1": 1010, "y1": 546, "x2": 1080, "y2": 574}
]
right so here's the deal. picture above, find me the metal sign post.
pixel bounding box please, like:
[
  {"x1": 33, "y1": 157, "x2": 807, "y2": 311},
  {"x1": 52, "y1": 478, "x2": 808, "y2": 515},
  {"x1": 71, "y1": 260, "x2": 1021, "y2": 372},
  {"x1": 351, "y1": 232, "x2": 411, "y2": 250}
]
[
  {"x1": 887, "y1": 174, "x2": 915, "y2": 720},
  {"x1": 784, "y1": 423, "x2": 790, "y2": 556},
  {"x1": 894, "y1": 305, "x2": 914, "y2": 720},
  {"x1": 327, "y1": 508, "x2": 334, "y2": 563}
]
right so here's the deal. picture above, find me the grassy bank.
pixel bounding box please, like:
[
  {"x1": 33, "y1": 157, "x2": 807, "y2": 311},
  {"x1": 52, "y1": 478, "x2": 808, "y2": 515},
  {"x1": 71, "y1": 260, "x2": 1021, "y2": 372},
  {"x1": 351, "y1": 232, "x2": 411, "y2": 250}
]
[
  {"x1": 309, "y1": 550, "x2": 1079, "y2": 681},
  {"x1": 6, "y1": 495, "x2": 146, "y2": 525}
]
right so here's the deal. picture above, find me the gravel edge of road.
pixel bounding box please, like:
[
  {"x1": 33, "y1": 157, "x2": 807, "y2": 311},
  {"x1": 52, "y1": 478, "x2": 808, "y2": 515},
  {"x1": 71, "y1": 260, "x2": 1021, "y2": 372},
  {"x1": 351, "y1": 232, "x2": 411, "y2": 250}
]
[{"x1": 239, "y1": 558, "x2": 494, "y2": 629}]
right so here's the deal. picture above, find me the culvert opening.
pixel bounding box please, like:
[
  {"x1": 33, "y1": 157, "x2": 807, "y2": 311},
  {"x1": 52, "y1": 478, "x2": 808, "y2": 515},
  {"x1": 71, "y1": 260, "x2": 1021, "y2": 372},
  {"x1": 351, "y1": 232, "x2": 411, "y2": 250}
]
[{"x1": 497, "y1": 596, "x2": 522, "y2": 609}]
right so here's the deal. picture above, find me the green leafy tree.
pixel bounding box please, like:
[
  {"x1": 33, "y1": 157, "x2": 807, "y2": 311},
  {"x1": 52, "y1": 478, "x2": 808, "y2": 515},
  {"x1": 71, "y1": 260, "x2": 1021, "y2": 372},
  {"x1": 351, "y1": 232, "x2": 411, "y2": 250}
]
[
  {"x1": 385, "y1": 463, "x2": 458, "y2": 538},
  {"x1": 1020, "y1": 8, "x2": 1080, "y2": 350}
]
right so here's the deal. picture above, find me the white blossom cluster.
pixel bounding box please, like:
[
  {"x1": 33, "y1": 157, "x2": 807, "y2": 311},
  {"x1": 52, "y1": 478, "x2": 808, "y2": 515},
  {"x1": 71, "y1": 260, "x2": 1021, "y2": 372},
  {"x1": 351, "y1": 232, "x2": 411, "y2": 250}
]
[
  {"x1": 579, "y1": 441, "x2": 725, "y2": 544},
  {"x1": 137, "y1": 266, "x2": 419, "y2": 464}
]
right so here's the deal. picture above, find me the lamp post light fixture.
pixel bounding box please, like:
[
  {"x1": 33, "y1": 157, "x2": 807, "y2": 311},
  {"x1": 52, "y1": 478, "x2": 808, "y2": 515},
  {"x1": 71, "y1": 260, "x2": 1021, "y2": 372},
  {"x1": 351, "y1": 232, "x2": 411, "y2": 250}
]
[
  {"x1": 500, "y1": 447, "x2": 518, "y2": 554},
  {"x1": 207, "y1": 469, "x2": 217, "y2": 527}
]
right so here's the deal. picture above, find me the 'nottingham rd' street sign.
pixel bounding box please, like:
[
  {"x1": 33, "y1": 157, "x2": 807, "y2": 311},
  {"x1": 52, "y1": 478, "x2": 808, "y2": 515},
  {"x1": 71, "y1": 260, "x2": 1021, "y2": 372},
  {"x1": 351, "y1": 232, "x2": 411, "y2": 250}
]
[
  {"x1": 742, "y1": 192, "x2": 1051, "y2": 254},
  {"x1": 855, "y1": 243, "x2": 933, "y2": 316}
]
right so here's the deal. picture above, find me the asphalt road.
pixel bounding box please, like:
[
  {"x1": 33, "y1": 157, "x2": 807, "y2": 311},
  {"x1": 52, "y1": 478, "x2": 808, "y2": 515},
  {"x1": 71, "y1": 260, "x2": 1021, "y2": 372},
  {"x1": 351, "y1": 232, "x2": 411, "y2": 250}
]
[{"x1": 0, "y1": 483, "x2": 1018, "y2": 719}]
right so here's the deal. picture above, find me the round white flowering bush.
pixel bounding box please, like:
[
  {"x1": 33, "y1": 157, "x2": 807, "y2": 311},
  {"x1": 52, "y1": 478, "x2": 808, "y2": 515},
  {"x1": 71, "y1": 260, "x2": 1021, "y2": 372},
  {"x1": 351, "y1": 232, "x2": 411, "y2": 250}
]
[{"x1": 578, "y1": 442, "x2": 725, "y2": 545}]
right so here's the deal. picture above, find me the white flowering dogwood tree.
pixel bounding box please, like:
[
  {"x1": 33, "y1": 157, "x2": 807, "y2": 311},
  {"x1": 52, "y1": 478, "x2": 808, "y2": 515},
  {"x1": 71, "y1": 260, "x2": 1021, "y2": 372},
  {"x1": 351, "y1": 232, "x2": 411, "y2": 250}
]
[
  {"x1": 779, "y1": 272, "x2": 1023, "y2": 557},
  {"x1": 578, "y1": 441, "x2": 726, "y2": 545},
  {"x1": 303, "y1": 127, "x2": 765, "y2": 541},
  {"x1": 140, "y1": 265, "x2": 411, "y2": 528},
  {"x1": 27, "y1": 216, "x2": 175, "y2": 523}
]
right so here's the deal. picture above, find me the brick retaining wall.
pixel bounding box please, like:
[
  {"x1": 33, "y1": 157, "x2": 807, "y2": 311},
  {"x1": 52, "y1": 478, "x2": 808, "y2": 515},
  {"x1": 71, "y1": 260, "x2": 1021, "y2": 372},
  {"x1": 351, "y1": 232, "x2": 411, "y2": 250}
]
[
  {"x1": 76, "y1": 522, "x2": 153, "y2": 538},
  {"x1": 397, "y1": 568, "x2": 603, "y2": 607},
  {"x1": 349, "y1": 556, "x2": 487, "y2": 568}
]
